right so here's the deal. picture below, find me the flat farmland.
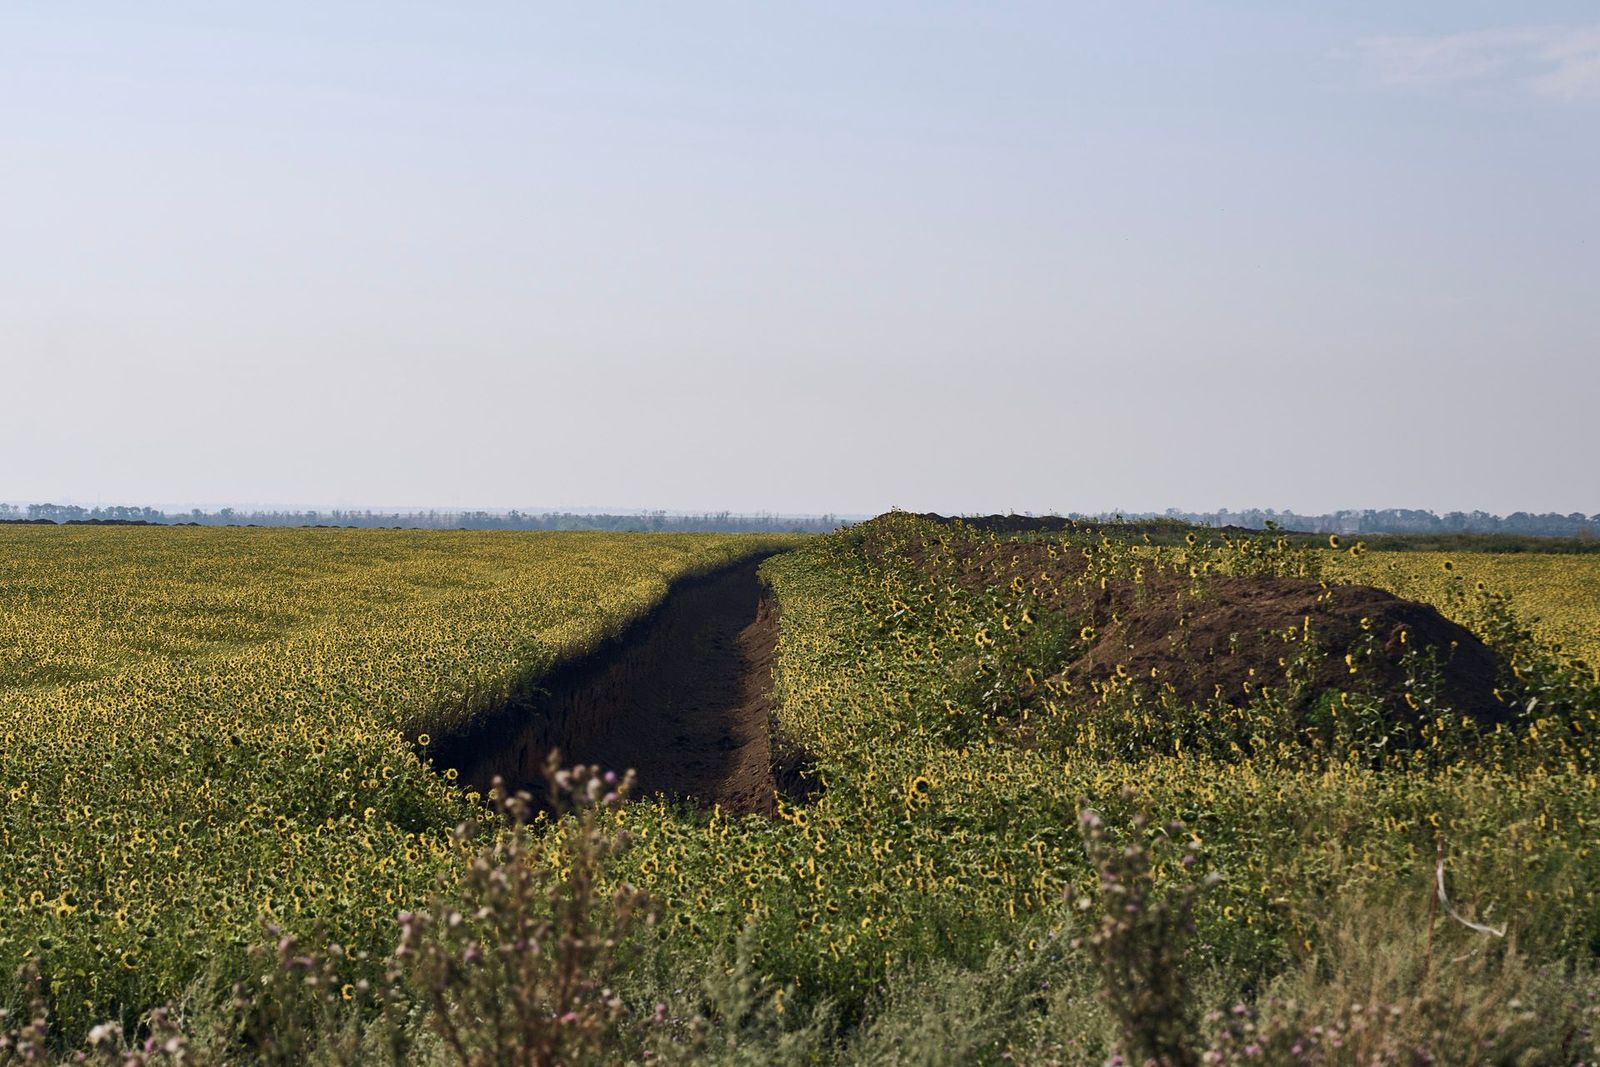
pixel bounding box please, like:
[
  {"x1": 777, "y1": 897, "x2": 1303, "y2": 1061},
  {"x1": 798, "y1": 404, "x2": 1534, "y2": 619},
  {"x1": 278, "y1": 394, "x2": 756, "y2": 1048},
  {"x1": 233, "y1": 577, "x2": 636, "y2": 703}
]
[
  {"x1": 0, "y1": 526, "x2": 792, "y2": 1032},
  {"x1": 4, "y1": 518, "x2": 1600, "y2": 1063},
  {"x1": 1330, "y1": 550, "x2": 1600, "y2": 668}
]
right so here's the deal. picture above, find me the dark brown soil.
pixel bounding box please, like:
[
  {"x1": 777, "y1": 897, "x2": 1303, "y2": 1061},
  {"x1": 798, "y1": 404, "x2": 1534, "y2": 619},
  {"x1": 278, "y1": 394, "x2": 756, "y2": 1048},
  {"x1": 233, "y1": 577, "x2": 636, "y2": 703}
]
[
  {"x1": 1060, "y1": 575, "x2": 1508, "y2": 726},
  {"x1": 434, "y1": 557, "x2": 792, "y2": 816}
]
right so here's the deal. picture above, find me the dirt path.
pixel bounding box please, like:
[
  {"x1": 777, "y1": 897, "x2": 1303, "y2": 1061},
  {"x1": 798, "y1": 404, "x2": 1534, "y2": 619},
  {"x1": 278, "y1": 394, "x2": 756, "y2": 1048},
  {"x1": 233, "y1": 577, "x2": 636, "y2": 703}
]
[{"x1": 439, "y1": 557, "x2": 784, "y2": 815}]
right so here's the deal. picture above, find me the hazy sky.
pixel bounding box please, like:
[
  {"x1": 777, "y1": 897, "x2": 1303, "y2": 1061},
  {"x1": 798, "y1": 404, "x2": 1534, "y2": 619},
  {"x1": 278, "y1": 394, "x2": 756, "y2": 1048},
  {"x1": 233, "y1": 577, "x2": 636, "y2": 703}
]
[{"x1": 3, "y1": 3, "x2": 1596, "y2": 516}]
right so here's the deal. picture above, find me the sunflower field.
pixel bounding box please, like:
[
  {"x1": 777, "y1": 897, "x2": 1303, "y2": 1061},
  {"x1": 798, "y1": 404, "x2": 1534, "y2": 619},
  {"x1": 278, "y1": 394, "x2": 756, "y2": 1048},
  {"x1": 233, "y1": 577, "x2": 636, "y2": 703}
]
[
  {"x1": 4, "y1": 516, "x2": 1600, "y2": 1061},
  {"x1": 1330, "y1": 550, "x2": 1600, "y2": 668},
  {"x1": 0, "y1": 526, "x2": 791, "y2": 1036},
  {"x1": 611, "y1": 514, "x2": 1600, "y2": 1059}
]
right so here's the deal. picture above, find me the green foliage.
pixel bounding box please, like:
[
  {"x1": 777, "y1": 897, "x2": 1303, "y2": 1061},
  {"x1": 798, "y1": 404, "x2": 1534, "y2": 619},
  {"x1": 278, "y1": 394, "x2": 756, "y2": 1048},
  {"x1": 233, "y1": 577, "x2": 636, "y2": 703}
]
[
  {"x1": 1070, "y1": 799, "x2": 1208, "y2": 1067},
  {"x1": 619, "y1": 512, "x2": 1600, "y2": 1039},
  {"x1": 393, "y1": 761, "x2": 652, "y2": 1067},
  {"x1": 0, "y1": 527, "x2": 790, "y2": 1040},
  {"x1": 5, "y1": 514, "x2": 1599, "y2": 1062}
]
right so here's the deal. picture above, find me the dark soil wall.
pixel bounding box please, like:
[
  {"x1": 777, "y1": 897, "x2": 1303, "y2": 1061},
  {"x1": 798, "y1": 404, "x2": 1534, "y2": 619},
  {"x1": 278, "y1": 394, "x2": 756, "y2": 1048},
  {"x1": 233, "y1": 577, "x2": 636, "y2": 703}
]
[{"x1": 431, "y1": 555, "x2": 787, "y2": 815}]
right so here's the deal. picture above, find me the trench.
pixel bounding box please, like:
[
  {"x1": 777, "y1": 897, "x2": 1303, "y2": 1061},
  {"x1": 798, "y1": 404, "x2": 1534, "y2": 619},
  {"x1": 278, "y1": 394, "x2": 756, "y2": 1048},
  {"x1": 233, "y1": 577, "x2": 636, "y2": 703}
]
[{"x1": 432, "y1": 555, "x2": 807, "y2": 816}]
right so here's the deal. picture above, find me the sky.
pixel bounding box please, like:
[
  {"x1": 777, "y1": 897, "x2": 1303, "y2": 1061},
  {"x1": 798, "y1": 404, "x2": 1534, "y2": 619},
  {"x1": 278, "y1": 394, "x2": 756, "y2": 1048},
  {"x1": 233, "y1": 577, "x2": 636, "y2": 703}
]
[{"x1": 2, "y1": 2, "x2": 1596, "y2": 517}]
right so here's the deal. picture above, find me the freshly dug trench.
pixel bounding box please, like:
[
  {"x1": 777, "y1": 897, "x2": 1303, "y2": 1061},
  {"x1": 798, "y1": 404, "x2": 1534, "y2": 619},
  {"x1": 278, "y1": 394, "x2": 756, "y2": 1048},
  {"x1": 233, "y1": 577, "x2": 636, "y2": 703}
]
[{"x1": 433, "y1": 557, "x2": 787, "y2": 815}]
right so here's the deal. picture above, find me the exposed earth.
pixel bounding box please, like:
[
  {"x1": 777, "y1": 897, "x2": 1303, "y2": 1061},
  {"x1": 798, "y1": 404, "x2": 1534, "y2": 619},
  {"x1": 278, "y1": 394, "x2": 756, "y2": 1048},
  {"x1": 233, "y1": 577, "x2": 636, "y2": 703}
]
[
  {"x1": 1062, "y1": 574, "x2": 1508, "y2": 726},
  {"x1": 440, "y1": 534, "x2": 1511, "y2": 811},
  {"x1": 437, "y1": 557, "x2": 789, "y2": 815}
]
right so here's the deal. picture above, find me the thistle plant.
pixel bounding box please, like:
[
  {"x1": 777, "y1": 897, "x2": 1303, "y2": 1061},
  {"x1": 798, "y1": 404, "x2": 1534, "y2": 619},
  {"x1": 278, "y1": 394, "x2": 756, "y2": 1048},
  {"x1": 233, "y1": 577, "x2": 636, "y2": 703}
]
[
  {"x1": 397, "y1": 755, "x2": 653, "y2": 1067},
  {"x1": 0, "y1": 965, "x2": 50, "y2": 1066},
  {"x1": 0, "y1": 965, "x2": 195, "y2": 1066},
  {"x1": 1070, "y1": 793, "x2": 1214, "y2": 1067}
]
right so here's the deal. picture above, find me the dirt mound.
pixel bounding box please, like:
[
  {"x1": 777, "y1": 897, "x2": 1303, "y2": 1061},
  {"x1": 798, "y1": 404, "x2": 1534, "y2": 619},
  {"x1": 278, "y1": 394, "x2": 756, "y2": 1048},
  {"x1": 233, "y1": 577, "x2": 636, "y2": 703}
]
[
  {"x1": 1060, "y1": 576, "x2": 1507, "y2": 726},
  {"x1": 434, "y1": 556, "x2": 799, "y2": 816},
  {"x1": 0, "y1": 518, "x2": 164, "y2": 526}
]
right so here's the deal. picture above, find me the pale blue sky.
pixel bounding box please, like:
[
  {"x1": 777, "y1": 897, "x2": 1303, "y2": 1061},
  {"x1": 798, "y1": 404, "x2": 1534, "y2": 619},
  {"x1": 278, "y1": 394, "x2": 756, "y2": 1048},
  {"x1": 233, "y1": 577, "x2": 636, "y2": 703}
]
[{"x1": 3, "y1": 3, "x2": 1596, "y2": 515}]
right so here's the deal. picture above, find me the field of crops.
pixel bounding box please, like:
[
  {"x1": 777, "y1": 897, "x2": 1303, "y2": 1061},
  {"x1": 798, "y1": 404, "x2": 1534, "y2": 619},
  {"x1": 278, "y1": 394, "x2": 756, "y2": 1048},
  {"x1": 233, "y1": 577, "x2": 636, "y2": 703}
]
[
  {"x1": 5, "y1": 518, "x2": 1600, "y2": 1062},
  {"x1": 1331, "y1": 551, "x2": 1600, "y2": 668},
  {"x1": 0, "y1": 526, "x2": 792, "y2": 1035},
  {"x1": 598, "y1": 516, "x2": 1600, "y2": 1059}
]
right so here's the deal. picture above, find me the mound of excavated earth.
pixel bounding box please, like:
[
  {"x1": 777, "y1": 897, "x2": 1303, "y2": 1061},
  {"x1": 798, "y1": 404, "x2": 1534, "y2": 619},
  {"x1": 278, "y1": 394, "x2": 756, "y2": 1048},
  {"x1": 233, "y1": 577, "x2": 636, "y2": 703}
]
[{"x1": 1059, "y1": 576, "x2": 1508, "y2": 726}]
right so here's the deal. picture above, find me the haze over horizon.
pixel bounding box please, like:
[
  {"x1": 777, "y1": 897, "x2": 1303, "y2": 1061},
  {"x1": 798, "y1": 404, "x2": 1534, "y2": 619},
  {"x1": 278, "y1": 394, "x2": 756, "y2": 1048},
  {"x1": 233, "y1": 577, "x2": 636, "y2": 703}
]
[
  {"x1": 4, "y1": 3, "x2": 1596, "y2": 517},
  {"x1": 2, "y1": 494, "x2": 1597, "y2": 520}
]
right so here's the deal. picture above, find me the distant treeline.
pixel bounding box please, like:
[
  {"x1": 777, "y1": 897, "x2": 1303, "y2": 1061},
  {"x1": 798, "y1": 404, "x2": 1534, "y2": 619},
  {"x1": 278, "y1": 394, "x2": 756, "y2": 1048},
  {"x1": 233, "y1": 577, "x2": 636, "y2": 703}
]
[
  {"x1": 1091, "y1": 508, "x2": 1600, "y2": 539},
  {"x1": 928, "y1": 507, "x2": 1599, "y2": 539},
  {"x1": 8, "y1": 502, "x2": 1597, "y2": 538},
  {"x1": 0, "y1": 503, "x2": 846, "y2": 534}
]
